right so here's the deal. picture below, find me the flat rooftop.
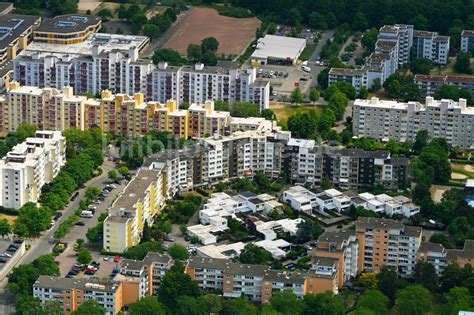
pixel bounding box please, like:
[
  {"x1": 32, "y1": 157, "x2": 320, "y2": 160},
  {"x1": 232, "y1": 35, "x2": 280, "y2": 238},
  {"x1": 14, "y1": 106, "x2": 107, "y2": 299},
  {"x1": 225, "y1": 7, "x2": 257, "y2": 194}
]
[
  {"x1": 0, "y1": 14, "x2": 41, "y2": 50},
  {"x1": 18, "y1": 33, "x2": 149, "y2": 58},
  {"x1": 252, "y1": 35, "x2": 306, "y2": 60},
  {"x1": 35, "y1": 14, "x2": 100, "y2": 34}
]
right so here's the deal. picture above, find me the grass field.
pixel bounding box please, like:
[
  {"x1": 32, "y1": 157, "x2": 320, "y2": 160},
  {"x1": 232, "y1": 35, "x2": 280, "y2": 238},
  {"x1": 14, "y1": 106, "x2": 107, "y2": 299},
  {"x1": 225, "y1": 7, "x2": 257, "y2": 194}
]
[
  {"x1": 299, "y1": 44, "x2": 316, "y2": 61},
  {"x1": 430, "y1": 58, "x2": 456, "y2": 76},
  {"x1": 451, "y1": 163, "x2": 474, "y2": 182},
  {"x1": 0, "y1": 213, "x2": 16, "y2": 224},
  {"x1": 163, "y1": 7, "x2": 260, "y2": 55},
  {"x1": 272, "y1": 106, "x2": 321, "y2": 128}
]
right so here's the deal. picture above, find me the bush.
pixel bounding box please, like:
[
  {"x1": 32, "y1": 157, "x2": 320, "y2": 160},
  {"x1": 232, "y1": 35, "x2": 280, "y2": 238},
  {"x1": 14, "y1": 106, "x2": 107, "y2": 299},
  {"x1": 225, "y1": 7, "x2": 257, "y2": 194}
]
[{"x1": 54, "y1": 214, "x2": 80, "y2": 238}]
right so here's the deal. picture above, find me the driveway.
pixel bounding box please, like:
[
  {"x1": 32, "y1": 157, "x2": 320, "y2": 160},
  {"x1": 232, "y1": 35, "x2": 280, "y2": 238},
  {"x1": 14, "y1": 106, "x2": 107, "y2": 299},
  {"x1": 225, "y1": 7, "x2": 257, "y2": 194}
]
[{"x1": 56, "y1": 175, "x2": 128, "y2": 276}]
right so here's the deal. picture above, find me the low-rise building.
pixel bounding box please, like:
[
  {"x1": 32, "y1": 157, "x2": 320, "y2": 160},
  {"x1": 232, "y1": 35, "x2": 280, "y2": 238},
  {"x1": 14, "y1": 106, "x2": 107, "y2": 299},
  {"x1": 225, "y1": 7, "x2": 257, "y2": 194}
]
[
  {"x1": 254, "y1": 218, "x2": 304, "y2": 241},
  {"x1": 414, "y1": 74, "x2": 474, "y2": 97},
  {"x1": 33, "y1": 14, "x2": 101, "y2": 45},
  {"x1": 0, "y1": 14, "x2": 41, "y2": 66}
]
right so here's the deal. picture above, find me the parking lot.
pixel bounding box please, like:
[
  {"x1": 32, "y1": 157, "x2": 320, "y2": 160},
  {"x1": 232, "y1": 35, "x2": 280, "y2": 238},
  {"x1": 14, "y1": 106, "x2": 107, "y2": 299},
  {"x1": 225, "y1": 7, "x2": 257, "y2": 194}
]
[
  {"x1": 257, "y1": 64, "x2": 314, "y2": 96},
  {"x1": 56, "y1": 180, "x2": 128, "y2": 277}
]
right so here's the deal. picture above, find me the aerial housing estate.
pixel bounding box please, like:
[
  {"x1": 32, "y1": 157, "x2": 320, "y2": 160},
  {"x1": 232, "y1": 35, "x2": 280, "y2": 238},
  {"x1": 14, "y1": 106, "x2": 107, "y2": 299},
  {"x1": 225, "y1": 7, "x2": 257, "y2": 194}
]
[
  {"x1": 12, "y1": 28, "x2": 270, "y2": 110},
  {"x1": 103, "y1": 127, "x2": 409, "y2": 253},
  {"x1": 0, "y1": 130, "x2": 65, "y2": 209},
  {"x1": 329, "y1": 24, "x2": 450, "y2": 91},
  {"x1": 352, "y1": 96, "x2": 474, "y2": 149}
]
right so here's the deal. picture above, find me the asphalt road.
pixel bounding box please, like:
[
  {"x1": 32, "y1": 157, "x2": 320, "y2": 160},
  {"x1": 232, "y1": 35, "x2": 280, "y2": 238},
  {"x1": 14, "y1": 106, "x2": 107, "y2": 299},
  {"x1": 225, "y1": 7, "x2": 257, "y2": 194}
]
[
  {"x1": 305, "y1": 30, "x2": 335, "y2": 95},
  {"x1": 0, "y1": 159, "x2": 116, "y2": 313}
]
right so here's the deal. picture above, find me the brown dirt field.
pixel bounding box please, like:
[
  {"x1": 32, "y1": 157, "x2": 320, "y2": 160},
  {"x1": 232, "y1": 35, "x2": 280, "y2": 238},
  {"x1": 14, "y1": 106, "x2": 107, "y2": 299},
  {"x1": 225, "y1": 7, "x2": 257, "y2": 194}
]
[{"x1": 163, "y1": 7, "x2": 260, "y2": 55}]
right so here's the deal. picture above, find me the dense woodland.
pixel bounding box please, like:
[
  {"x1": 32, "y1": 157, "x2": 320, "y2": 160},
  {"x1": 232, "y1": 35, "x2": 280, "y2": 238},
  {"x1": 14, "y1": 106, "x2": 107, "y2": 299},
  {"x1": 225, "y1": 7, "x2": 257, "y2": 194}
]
[{"x1": 231, "y1": 0, "x2": 474, "y2": 35}]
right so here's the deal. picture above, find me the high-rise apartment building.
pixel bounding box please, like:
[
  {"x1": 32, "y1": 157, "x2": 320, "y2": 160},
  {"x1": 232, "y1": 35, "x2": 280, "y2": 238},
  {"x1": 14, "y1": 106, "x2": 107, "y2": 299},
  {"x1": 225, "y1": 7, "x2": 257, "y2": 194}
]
[
  {"x1": 412, "y1": 30, "x2": 450, "y2": 65},
  {"x1": 355, "y1": 217, "x2": 422, "y2": 276},
  {"x1": 0, "y1": 130, "x2": 65, "y2": 209},
  {"x1": 460, "y1": 30, "x2": 474, "y2": 54},
  {"x1": 12, "y1": 35, "x2": 270, "y2": 110},
  {"x1": 329, "y1": 24, "x2": 449, "y2": 92},
  {"x1": 352, "y1": 96, "x2": 474, "y2": 149}
]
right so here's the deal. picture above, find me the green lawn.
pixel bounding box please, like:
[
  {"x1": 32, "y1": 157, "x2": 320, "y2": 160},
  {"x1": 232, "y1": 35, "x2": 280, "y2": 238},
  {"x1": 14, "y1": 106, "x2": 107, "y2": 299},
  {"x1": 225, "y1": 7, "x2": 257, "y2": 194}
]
[{"x1": 272, "y1": 105, "x2": 321, "y2": 128}]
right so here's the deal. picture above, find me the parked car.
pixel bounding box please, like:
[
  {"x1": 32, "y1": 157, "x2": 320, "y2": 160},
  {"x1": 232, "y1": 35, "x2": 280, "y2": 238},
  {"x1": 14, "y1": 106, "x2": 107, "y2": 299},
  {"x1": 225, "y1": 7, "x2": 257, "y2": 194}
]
[{"x1": 75, "y1": 221, "x2": 85, "y2": 226}]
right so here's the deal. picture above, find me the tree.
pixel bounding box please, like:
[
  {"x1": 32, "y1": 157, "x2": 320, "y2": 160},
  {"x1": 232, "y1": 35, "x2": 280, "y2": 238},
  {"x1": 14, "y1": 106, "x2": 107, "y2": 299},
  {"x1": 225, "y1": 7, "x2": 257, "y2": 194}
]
[
  {"x1": 290, "y1": 88, "x2": 304, "y2": 104},
  {"x1": 239, "y1": 244, "x2": 272, "y2": 264},
  {"x1": 309, "y1": 88, "x2": 320, "y2": 104},
  {"x1": 123, "y1": 241, "x2": 163, "y2": 260},
  {"x1": 85, "y1": 186, "x2": 100, "y2": 201},
  {"x1": 395, "y1": 285, "x2": 432, "y2": 315},
  {"x1": 430, "y1": 233, "x2": 452, "y2": 249},
  {"x1": 15, "y1": 296, "x2": 42, "y2": 315},
  {"x1": 158, "y1": 272, "x2": 201, "y2": 308},
  {"x1": 77, "y1": 249, "x2": 92, "y2": 265},
  {"x1": 410, "y1": 58, "x2": 433, "y2": 75},
  {"x1": 128, "y1": 296, "x2": 166, "y2": 315},
  {"x1": 303, "y1": 292, "x2": 345, "y2": 315},
  {"x1": 413, "y1": 130, "x2": 429, "y2": 155},
  {"x1": 144, "y1": 24, "x2": 161, "y2": 39},
  {"x1": 152, "y1": 48, "x2": 186, "y2": 66},
  {"x1": 97, "y1": 8, "x2": 113, "y2": 21},
  {"x1": 409, "y1": 14, "x2": 429, "y2": 30},
  {"x1": 201, "y1": 37, "x2": 219, "y2": 53},
  {"x1": 358, "y1": 87, "x2": 369, "y2": 99},
  {"x1": 454, "y1": 52, "x2": 472, "y2": 75},
  {"x1": 354, "y1": 289, "x2": 390, "y2": 315},
  {"x1": 202, "y1": 294, "x2": 223, "y2": 314},
  {"x1": 74, "y1": 239, "x2": 85, "y2": 253},
  {"x1": 439, "y1": 286, "x2": 474, "y2": 315},
  {"x1": 268, "y1": 291, "x2": 305, "y2": 315},
  {"x1": 187, "y1": 44, "x2": 203, "y2": 63},
  {"x1": 118, "y1": 165, "x2": 129, "y2": 177},
  {"x1": 296, "y1": 219, "x2": 324, "y2": 243},
  {"x1": 176, "y1": 296, "x2": 208, "y2": 315},
  {"x1": 142, "y1": 221, "x2": 152, "y2": 242},
  {"x1": 223, "y1": 298, "x2": 258, "y2": 315},
  {"x1": 32, "y1": 254, "x2": 60, "y2": 276},
  {"x1": 0, "y1": 218, "x2": 11, "y2": 238},
  {"x1": 414, "y1": 261, "x2": 438, "y2": 291},
  {"x1": 42, "y1": 300, "x2": 63, "y2": 315},
  {"x1": 168, "y1": 244, "x2": 189, "y2": 260},
  {"x1": 108, "y1": 170, "x2": 118, "y2": 182},
  {"x1": 14, "y1": 203, "x2": 51, "y2": 237},
  {"x1": 358, "y1": 272, "x2": 378, "y2": 289},
  {"x1": 361, "y1": 28, "x2": 379, "y2": 52},
  {"x1": 378, "y1": 266, "x2": 407, "y2": 303},
  {"x1": 352, "y1": 11, "x2": 369, "y2": 31},
  {"x1": 72, "y1": 300, "x2": 106, "y2": 315}
]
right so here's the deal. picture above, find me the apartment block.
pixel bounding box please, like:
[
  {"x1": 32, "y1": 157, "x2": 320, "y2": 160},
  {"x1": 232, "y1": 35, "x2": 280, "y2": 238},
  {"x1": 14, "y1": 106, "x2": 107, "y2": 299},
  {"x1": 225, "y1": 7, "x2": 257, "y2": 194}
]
[
  {"x1": 412, "y1": 30, "x2": 450, "y2": 64},
  {"x1": 329, "y1": 24, "x2": 450, "y2": 91},
  {"x1": 417, "y1": 240, "x2": 474, "y2": 275},
  {"x1": 185, "y1": 257, "x2": 308, "y2": 303},
  {"x1": 353, "y1": 96, "x2": 474, "y2": 149},
  {"x1": 356, "y1": 217, "x2": 422, "y2": 276},
  {"x1": 33, "y1": 276, "x2": 123, "y2": 315},
  {"x1": 116, "y1": 252, "x2": 173, "y2": 298},
  {"x1": 0, "y1": 130, "x2": 65, "y2": 209},
  {"x1": 13, "y1": 34, "x2": 270, "y2": 110},
  {"x1": 414, "y1": 74, "x2": 474, "y2": 97},
  {"x1": 461, "y1": 30, "x2": 474, "y2": 54},
  {"x1": 103, "y1": 168, "x2": 166, "y2": 253}
]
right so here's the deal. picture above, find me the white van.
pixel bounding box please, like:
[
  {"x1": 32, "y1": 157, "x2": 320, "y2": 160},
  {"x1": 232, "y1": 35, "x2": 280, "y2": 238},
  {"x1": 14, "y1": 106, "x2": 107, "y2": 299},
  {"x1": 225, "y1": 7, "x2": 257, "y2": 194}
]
[
  {"x1": 302, "y1": 65, "x2": 311, "y2": 73},
  {"x1": 80, "y1": 210, "x2": 93, "y2": 218}
]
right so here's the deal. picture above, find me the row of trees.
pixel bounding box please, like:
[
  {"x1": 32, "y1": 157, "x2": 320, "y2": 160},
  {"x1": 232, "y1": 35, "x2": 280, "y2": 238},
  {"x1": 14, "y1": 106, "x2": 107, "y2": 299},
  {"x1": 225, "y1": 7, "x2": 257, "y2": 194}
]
[
  {"x1": 13, "y1": 0, "x2": 76, "y2": 16},
  {"x1": 231, "y1": 0, "x2": 474, "y2": 39},
  {"x1": 117, "y1": 5, "x2": 179, "y2": 37},
  {"x1": 153, "y1": 37, "x2": 221, "y2": 67},
  {"x1": 11, "y1": 129, "x2": 106, "y2": 238},
  {"x1": 120, "y1": 130, "x2": 186, "y2": 168}
]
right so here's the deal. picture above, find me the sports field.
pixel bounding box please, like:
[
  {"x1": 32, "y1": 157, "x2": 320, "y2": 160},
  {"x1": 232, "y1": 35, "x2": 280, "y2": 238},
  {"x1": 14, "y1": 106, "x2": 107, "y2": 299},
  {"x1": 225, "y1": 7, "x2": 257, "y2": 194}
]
[{"x1": 163, "y1": 7, "x2": 260, "y2": 55}]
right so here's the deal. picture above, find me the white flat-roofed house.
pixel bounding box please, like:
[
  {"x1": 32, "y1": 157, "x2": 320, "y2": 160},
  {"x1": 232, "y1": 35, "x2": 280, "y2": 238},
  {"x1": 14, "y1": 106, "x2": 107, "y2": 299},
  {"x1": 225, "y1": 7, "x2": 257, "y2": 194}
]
[
  {"x1": 282, "y1": 186, "x2": 318, "y2": 215},
  {"x1": 366, "y1": 199, "x2": 385, "y2": 213},
  {"x1": 255, "y1": 218, "x2": 304, "y2": 241}
]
